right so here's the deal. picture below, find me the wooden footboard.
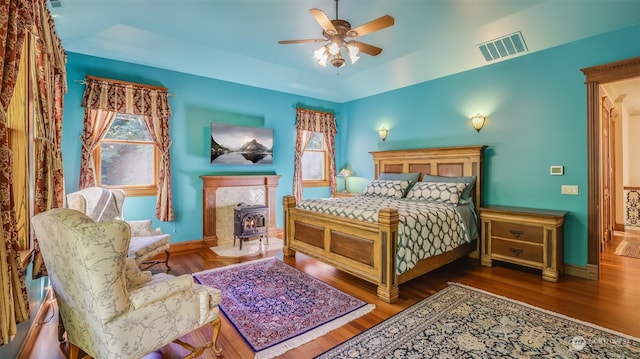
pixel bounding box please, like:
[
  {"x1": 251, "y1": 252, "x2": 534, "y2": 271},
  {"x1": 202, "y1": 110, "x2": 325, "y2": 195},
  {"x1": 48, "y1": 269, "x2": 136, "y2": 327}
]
[{"x1": 283, "y1": 195, "x2": 400, "y2": 303}]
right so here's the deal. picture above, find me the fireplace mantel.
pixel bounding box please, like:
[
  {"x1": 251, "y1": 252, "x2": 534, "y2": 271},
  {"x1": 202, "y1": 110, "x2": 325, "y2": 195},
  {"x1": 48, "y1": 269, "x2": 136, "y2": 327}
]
[{"x1": 200, "y1": 174, "x2": 280, "y2": 246}]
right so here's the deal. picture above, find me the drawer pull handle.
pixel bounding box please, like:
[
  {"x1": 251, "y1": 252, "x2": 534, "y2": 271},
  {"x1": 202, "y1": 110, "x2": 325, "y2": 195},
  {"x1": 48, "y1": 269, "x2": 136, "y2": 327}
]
[
  {"x1": 509, "y1": 229, "x2": 524, "y2": 238},
  {"x1": 508, "y1": 247, "x2": 523, "y2": 256}
]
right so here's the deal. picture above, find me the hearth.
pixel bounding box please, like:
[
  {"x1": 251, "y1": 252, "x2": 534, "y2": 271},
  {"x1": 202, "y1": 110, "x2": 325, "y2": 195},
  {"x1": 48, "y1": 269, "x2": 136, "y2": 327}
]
[{"x1": 233, "y1": 203, "x2": 268, "y2": 250}]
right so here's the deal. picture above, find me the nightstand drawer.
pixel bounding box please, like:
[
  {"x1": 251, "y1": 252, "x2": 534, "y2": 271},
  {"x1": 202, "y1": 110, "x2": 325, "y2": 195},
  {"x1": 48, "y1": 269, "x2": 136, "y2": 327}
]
[
  {"x1": 491, "y1": 221, "x2": 543, "y2": 244},
  {"x1": 491, "y1": 238, "x2": 543, "y2": 263}
]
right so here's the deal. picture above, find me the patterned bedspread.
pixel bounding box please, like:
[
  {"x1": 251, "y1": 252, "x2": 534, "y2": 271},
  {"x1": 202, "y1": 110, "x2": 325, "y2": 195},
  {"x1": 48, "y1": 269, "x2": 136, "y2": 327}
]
[{"x1": 297, "y1": 196, "x2": 478, "y2": 274}]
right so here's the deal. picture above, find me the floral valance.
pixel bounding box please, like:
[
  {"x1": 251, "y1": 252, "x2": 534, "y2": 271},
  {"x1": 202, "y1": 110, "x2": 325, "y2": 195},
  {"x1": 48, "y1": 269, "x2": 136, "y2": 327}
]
[
  {"x1": 80, "y1": 77, "x2": 171, "y2": 118},
  {"x1": 295, "y1": 108, "x2": 337, "y2": 135}
]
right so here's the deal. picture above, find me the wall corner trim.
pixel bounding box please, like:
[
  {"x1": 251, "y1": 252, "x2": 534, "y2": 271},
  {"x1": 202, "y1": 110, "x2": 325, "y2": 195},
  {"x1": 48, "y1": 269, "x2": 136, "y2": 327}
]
[{"x1": 563, "y1": 263, "x2": 598, "y2": 280}]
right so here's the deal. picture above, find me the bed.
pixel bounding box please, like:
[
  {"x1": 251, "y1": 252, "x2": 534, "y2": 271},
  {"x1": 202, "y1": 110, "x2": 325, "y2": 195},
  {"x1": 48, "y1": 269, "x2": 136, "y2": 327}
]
[{"x1": 282, "y1": 145, "x2": 486, "y2": 303}]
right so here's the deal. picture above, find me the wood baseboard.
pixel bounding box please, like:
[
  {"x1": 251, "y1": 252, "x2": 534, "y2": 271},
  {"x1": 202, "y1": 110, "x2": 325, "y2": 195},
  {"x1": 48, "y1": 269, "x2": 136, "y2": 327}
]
[
  {"x1": 17, "y1": 286, "x2": 55, "y2": 359},
  {"x1": 169, "y1": 239, "x2": 207, "y2": 254},
  {"x1": 563, "y1": 263, "x2": 598, "y2": 280}
]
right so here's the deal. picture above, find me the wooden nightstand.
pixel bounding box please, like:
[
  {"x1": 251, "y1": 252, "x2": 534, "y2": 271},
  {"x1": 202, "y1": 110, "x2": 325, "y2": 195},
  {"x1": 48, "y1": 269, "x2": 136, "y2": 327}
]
[
  {"x1": 479, "y1": 206, "x2": 567, "y2": 282},
  {"x1": 331, "y1": 192, "x2": 360, "y2": 198}
]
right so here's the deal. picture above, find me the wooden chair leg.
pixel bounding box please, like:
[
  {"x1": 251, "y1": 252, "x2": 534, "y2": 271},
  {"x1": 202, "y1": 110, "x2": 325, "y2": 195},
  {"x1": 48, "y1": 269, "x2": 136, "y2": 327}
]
[
  {"x1": 210, "y1": 317, "x2": 222, "y2": 357},
  {"x1": 68, "y1": 342, "x2": 81, "y2": 359},
  {"x1": 173, "y1": 317, "x2": 223, "y2": 358},
  {"x1": 163, "y1": 249, "x2": 171, "y2": 273},
  {"x1": 140, "y1": 250, "x2": 172, "y2": 273}
]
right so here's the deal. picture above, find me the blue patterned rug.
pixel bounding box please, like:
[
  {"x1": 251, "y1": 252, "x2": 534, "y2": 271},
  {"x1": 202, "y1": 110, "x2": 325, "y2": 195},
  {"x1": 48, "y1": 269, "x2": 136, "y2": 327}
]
[
  {"x1": 316, "y1": 283, "x2": 640, "y2": 358},
  {"x1": 193, "y1": 257, "x2": 374, "y2": 359}
]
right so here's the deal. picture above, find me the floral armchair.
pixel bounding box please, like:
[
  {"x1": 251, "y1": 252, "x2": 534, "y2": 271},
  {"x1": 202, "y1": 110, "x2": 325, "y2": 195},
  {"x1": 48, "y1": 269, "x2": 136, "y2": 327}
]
[
  {"x1": 66, "y1": 187, "x2": 171, "y2": 272},
  {"x1": 31, "y1": 208, "x2": 223, "y2": 359}
]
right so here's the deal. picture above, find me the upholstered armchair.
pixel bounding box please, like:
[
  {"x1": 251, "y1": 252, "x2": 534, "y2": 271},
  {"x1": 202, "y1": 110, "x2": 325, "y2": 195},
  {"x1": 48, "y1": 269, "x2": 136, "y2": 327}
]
[
  {"x1": 31, "y1": 208, "x2": 223, "y2": 359},
  {"x1": 66, "y1": 187, "x2": 171, "y2": 272}
]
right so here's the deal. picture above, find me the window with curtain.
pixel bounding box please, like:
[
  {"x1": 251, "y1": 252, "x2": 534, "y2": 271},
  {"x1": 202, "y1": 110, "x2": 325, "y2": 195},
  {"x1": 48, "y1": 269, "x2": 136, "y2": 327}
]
[
  {"x1": 79, "y1": 76, "x2": 175, "y2": 221},
  {"x1": 95, "y1": 113, "x2": 159, "y2": 196},
  {"x1": 293, "y1": 108, "x2": 337, "y2": 202},
  {"x1": 301, "y1": 131, "x2": 330, "y2": 186}
]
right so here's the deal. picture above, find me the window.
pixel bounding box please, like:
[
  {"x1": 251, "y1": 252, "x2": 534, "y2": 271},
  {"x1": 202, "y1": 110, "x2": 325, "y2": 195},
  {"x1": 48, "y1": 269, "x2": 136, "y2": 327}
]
[
  {"x1": 94, "y1": 113, "x2": 158, "y2": 196},
  {"x1": 301, "y1": 131, "x2": 329, "y2": 187}
]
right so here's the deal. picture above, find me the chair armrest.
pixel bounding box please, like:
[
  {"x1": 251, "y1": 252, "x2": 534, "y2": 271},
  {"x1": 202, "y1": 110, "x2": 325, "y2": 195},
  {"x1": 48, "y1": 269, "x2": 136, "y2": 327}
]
[
  {"x1": 126, "y1": 220, "x2": 161, "y2": 236},
  {"x1": 128, "y1": 273, "x2": 193, "y2": 309}
]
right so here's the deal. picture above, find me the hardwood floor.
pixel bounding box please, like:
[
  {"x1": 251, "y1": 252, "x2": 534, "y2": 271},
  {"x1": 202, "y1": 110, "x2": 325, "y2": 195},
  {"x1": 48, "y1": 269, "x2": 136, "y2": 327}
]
[{"x1": 24, "y1": 232, "x2": 640, "y2": 359}]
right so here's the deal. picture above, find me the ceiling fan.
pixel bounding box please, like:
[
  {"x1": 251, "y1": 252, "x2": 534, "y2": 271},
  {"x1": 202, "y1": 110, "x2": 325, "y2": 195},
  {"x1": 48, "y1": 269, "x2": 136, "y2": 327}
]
[{"x1": 278, "y1": 0, "x2": 394, "y2": 68}]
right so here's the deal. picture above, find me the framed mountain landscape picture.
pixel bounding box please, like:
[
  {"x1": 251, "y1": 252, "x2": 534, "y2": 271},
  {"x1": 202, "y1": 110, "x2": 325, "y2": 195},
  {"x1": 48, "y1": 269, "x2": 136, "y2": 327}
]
[{"x1": 210, "y1": 123, "x2": 273, "y2": 165}]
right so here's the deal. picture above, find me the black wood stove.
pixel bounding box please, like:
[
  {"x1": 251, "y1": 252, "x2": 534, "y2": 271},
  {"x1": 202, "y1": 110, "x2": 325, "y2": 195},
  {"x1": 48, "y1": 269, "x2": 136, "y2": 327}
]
[{"x1": 233, "y1": 203, "x2": 268, "y2": 250}]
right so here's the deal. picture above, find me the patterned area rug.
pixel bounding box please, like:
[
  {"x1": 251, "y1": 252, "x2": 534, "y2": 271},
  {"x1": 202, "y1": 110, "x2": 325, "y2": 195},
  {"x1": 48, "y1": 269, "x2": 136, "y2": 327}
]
[
  {"x1": 193, "y1": 258, "x2": 374, "y2": 359},
  {"x1": 614, "y1": 238, "x2": 640, "y2": 258},
  {"x1": 316, "y1": 283, "x2": 640, "y2": 358}
]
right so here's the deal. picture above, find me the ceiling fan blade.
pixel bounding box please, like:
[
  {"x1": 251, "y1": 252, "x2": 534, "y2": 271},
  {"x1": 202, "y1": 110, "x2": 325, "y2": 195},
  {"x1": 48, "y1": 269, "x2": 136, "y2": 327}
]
[
  {"x1": 349, "y1": 41, "x2": 383, "y2": 56},
  {"x1": 348, "y1": 15, "x2": 394, "y2": 37},
  {"x1": 279, "y1": 39, "x2": 326, "y2": 44},
  {"x1": 309, "y1": 8, "x2": 337, "y2": 35}
]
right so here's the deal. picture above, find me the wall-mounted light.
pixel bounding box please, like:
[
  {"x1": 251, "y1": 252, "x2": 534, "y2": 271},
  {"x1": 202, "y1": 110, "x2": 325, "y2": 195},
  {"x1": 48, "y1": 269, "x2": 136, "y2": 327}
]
[
  {"x1": 378, "y1": 127, "x2": 388, "y2": 141},
  {"x1": 471, "y1": 113, "x2": 486, "y2": 132}
]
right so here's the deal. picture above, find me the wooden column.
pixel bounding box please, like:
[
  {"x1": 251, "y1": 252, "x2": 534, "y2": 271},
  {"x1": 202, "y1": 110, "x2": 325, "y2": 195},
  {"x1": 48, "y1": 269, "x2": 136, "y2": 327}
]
[{"x1": 200, "y1": 175, "x2": 281, "y2": 247}]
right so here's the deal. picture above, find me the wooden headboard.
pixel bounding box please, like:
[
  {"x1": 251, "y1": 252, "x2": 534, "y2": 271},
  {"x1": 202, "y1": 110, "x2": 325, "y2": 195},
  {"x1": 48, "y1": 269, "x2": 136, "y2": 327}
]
[{"x1": 370, "y1": 145, "x2": 487, "y2": 207}]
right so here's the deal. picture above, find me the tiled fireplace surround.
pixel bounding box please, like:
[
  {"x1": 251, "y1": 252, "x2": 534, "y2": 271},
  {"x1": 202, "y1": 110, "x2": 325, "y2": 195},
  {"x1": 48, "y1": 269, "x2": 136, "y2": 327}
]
[{"x1": 200, "y1": 174, "x2": 281, "y2": 247}]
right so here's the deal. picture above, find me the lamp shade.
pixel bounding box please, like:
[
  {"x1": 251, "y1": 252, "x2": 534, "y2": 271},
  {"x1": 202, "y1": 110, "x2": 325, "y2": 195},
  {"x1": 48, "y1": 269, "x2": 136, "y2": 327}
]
[
  {"x1": 338, "y1": 168, "x2": 353, "y2": 177},
  {"x1": 471, "y1": 113, "x2": 485, "y2": 132},
  {"x1": 378, "y1": 127, "x2": 388, "y2": 141}
]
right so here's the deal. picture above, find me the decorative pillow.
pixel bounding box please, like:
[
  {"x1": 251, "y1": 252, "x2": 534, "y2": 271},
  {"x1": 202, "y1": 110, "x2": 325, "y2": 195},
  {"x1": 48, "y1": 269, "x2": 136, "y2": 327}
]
[
  {"x1": 422, "y1": 175, "x2": 476, "y2": 204},
  {"x1": 362, "y1": 179, "x2": 413, "y2": 199},
  {"x1": 405, "y1": 181, "x2": 467, "y2": 205}
]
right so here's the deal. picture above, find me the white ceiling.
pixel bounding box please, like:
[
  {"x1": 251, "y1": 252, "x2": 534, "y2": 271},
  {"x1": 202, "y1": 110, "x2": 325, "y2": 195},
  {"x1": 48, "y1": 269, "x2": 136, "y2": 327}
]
[{"x1": 49, "y1": 0, "x2": 640, "y2": 103}]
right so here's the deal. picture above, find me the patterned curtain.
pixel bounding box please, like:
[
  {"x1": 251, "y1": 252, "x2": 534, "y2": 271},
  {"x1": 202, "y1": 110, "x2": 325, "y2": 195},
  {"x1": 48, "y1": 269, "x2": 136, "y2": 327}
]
[
  {"x1": 30, "y1": 0, "x2": 68, "y2": 278},
  {"x1": 0, "y1": 0, "x2": 34, "y2": 346},
  {"x1": 79, "y1": 77, "x2": 175, "y2": 221},
  {"x1": 142, "y1": 115, "x2": 174, "y2": 221},
  {"x1": 293, "y1": 108, "x2": 337, "y2": 201},
  {"x1": 77, "y1": 108, "x2": 116, "y2": 187}
]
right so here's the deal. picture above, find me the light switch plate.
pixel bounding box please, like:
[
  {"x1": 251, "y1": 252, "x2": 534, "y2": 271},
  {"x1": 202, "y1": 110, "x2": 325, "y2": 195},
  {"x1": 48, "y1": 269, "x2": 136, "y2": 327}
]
[{"x1": 561, "y1": 185, "x2": 578, "y2": 195}]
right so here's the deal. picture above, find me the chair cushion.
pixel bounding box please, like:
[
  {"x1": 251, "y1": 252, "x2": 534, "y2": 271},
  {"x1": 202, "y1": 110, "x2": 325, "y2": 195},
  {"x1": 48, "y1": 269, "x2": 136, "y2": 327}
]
[{"x1": 128, "y1": 234, "x2": 170, "y2": 260}]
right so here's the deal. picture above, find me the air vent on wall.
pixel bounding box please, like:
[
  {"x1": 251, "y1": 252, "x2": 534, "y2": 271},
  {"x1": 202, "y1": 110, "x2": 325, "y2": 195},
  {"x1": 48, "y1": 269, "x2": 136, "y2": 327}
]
[
  {"x1": 478, "y1": 31, "x2": 527, "y2": 62},
  {"x1": 49, "y1": 0, "x2": 62, "y2": 8}
]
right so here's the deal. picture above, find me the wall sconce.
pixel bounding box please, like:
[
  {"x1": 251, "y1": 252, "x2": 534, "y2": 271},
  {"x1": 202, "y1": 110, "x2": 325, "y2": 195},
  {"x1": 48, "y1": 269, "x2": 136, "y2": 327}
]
[
  {"x1": 378, "y1": 127, "x2": 388, "y2": 141},
  {"x1": 338, "y1": 168, "x2": 354, "y2": 193},
  {"x1": 471, "y1": 113, "x2": 486, "y2": 132}
]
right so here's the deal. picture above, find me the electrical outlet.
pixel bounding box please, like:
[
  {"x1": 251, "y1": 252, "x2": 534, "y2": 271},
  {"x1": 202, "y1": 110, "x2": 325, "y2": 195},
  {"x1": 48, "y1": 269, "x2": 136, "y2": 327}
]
[{"x1": 561, "y1": 185, "x2": 579, "y2": 195}]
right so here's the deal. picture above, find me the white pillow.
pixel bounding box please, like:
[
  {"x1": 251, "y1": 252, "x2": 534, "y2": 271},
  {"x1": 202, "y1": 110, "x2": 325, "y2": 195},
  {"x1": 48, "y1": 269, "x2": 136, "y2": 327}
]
[
  {"x1": 405, "y1": 181, "x2": 467, "y2": 205},
  {"x1": 362, "y1": 179, "x2": 413, "y2": 199}
]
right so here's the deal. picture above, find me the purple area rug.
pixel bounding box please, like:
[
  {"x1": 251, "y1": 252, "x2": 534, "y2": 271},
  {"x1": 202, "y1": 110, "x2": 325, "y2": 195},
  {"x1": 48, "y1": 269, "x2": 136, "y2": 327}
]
[{"x1": 193, "y1": 257, "x2": 374, "y2": 359}]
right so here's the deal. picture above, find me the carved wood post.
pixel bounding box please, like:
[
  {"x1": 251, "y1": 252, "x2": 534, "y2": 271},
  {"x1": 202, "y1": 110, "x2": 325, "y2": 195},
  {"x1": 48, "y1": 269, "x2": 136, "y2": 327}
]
[
  {"x1": 282, "y1": 195, "x2": 297, "y2": 257},
  {"x1": 377, "y1": 207, "x2": 399, "y2": 303}
]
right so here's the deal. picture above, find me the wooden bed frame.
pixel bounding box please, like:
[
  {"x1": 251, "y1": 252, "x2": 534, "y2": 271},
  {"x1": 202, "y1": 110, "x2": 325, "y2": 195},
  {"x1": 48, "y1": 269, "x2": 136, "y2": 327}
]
[{"x1": 283, "y1": 145, "x2": 487, "y2": 303}]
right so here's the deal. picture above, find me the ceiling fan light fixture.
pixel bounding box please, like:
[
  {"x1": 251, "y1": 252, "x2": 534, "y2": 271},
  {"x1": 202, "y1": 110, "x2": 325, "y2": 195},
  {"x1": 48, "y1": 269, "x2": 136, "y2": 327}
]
[
  {"x1": 314, "y1": 46, "x2": 329, "y2": 67},
  {"x1": 347, "y1": 44, "x2": 360, "y2": 64},
  {"x1": 331, "y1": 51, "x2": 346, "y2": 68},
  {"x1": 280, "y1": 0, "x2": 394, "y2": 70},
  {"x1": 328, "y1": 42, "x2": 341, "y2": 55}
]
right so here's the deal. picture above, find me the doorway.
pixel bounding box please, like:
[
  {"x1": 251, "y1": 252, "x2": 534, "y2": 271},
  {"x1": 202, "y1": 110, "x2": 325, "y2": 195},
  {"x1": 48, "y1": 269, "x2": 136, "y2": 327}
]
[
  {"x1": 601, "y1": 76, "x2": 640, "y2": 263},
  {"x1": 582, "y1": 56, "x2": 640, "y2": 276}
]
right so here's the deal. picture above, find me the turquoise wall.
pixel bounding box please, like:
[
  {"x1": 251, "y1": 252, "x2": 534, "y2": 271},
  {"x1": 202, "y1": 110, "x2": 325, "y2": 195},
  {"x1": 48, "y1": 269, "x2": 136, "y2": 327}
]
[
  {"x1": 341, "y1": 24, "x2": 640, "y2": 266},
  {"x1": 61, "y1": 24, "x2": 640, "y2": 266},
  {"x1": 63, "y1": 54, "x2": 342, "y2": 242}
]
